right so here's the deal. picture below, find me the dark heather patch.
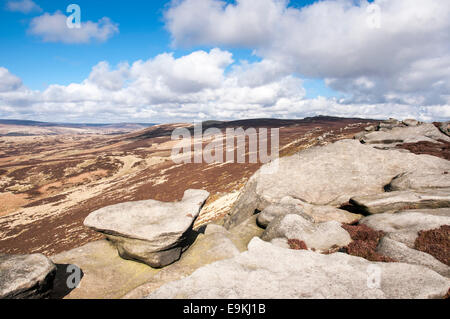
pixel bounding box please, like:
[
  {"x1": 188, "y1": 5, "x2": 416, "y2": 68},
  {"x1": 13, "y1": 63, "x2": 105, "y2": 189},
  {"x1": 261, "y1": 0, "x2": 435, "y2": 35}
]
[
  {"x1": 288, "y1": 239, "x2": 308, "y2": 250},
  {"x1": 396, "y1": 139, "x2": 450, "y2": 160},
  {"x1": 414, "y1": 225, "x2": 450, "y2": 266},
  {"x1": 341, "y1": 224, "x2": 396, "y2": 262}
]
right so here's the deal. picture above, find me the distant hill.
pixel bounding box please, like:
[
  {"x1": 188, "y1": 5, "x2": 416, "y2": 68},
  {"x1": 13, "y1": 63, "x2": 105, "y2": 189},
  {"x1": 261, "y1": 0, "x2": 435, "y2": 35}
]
[{"x1": 0, "y1": 119, "x2": 157, "y2": 136}]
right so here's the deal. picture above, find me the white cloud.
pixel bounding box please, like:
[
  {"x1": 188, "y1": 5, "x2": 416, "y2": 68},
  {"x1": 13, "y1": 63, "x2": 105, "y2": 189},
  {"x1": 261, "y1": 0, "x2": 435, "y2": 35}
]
[
  {"x1": 28, "y1": 11, "x2": 119, "y2": 44},
  {"x1": 165, "y1": 0, "x2": 450, "y2": 108},
  {"x1": 0, "y1": 67, "x2": 23, "y2": 92},
  {"x1": 1, "y1": 48, "x2": 449, "y2": 123},
  {"x1": 6, "y1": 0, "x2": 42, "y2": 14}
]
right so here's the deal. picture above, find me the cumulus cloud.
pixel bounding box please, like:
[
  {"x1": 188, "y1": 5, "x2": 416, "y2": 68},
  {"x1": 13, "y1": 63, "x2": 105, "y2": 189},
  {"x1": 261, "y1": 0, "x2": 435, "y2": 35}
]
[
  {"x1": 28, "y1": 11, "x2": 119, "y2": 44},
  {"x1": 0, "y1": 67, "x2": 23, "y2": 92},
  {"x1": 165, "y1": 0, "x2": 450, "y2": 109},
  {"x1": 1, "y1": 47, "x2": 449, "y2": 123},
  {"x1": 6, "y1": 0, "x2": 42, "y2": 14}
]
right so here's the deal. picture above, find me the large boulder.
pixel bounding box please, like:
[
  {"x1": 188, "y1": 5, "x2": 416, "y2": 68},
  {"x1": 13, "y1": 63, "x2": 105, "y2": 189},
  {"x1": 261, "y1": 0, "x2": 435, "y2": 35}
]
[
  {"x1": 360, "y1": 211, "x2": 450, "y2": 248},
  {"x1": 0, "y1": 254, "x2": 56, "y2": 299},
  {"x1": 376, "y1": 237, "x2": 449, "y2": 277},
  {"x1": 261, "y1": 214, "x2": 352, "y2": 252},
  {"x1": 349, "y1": 189, "x2": 450, "y2": 215},
  {"x1": 224, "y1": 139, "x2": 450, "y2": 228},
  {"x1": 84, "y1": 189, "x2": 210, "y2": 268},
  {"x1": 147, "y1": 238, "x2": 449, "y2": 299}
]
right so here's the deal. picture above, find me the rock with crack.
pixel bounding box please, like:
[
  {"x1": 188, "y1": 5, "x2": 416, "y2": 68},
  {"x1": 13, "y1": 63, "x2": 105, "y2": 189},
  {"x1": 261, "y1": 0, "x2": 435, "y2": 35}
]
[
  {"x1": 349, "y1": 189, "x2": 450, "y2": 215},
  {"x1": 376, "y1": 237, "x2": 449, "y2": 277},
  {"x1": 387, "y1": 170, "x2": 450, "y2": 191},
  {"x1": 0, "y1": 254, "x2": 56, "y2": 299},
  {"x1": 281, "y1": 196, "x2": 363, "y2": 224},
  {"x1": 257, "y1": 198, "x2": 361, "y2": 228},
  {"x1": 261, "y1": 214, "x2": 352, "y2": 252},
  {"x1": 360, "y1": 211, "x2": 450, "y2": 248},
  {"x1": 84, "y1": 189, "x2": 210, "y2": 268},
  {"x1": 147, "y1": 238, "x2": 450, "y2": 299},
  {"x1": 361, "y1": 123, "x2": 450, "y2": 146},
  {"x1": 223, "y1": 139, "x2": 449, "y2": 228}
]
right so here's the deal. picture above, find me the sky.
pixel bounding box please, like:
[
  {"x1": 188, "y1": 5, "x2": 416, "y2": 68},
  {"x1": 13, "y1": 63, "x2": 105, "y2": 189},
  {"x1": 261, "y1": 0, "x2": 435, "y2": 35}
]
[{"x1": 0, "y1": 0, "x2": 449, "y2": 123}]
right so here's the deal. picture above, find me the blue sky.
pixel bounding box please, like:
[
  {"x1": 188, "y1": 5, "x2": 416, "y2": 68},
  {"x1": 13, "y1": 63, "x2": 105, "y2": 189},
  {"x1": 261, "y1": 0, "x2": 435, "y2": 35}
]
[
  {"x1": 0, "y1": 0, "x2": 333, "y2": 97},
  {"x1": 0, "y1": 0, "x2": 448, "y2": 123}
]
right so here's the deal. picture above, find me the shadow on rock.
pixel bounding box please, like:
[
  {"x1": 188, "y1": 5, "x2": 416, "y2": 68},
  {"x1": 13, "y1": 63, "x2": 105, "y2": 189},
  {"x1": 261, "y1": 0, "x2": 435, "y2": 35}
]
[{"x1": 50, "y1": 264, "x2": 84, "y2": 299}]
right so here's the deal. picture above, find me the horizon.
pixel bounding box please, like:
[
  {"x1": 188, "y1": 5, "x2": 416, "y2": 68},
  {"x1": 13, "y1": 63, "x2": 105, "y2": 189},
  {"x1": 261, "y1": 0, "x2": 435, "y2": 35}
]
[{"x1": 0, "y1": 0, "x2": 449, "y2": 123}]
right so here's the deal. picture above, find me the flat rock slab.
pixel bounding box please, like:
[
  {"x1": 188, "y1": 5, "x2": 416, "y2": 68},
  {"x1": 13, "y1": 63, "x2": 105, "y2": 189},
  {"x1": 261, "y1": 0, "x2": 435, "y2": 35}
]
[
  {"x1": 224, "y1": 139, "x2": 450, "y2": 228},
  {"x1": 361, "y1": 211, "x2": 450, "y2": 248},
  {"x1": 350, "y1": 189, "x2": 450, "y2": 215},
  {"x1": 0, "y1": 254, "x2": 56, "y2": 299},
  {"x1": 84, "y1": 189, "x2": 209, "y2": 267},
  {"x1": 377, "y1": 237, "x2": 450, "y2": 277},
  {"x1": 51, "y1": 240, "x2": 160, "y2": 299},
  {"x1": 388, "y1": 170, "x2": 450, "y2": 191},
  {"x1": 261, "y1": 214, "x2": 352, "y2": 252},
  {"x1": 361, "y1": 124, "x2": 450, "y2": 145},
  {"x1": 147, "y1": 238, "x2": 450, "y2": 299}
]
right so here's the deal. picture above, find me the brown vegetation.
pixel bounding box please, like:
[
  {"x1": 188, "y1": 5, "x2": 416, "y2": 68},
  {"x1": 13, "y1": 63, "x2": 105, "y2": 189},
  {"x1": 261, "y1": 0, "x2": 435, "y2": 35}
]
[
  {"x1": 414, "y1": 225, "x2": 449, "y2": 266},
  {"x1": 341, "y1": 224, "x2": 395, "y2": 262}
]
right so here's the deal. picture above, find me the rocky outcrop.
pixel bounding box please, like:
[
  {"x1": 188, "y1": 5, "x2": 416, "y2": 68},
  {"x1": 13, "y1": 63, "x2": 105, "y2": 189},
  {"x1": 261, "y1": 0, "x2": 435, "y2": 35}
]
[
  {"x1": 147, "y1": 238, "x2": 450, "y2": 299},
  {"x1": 361, "y1": 123, "x2": 450, "y2": 146},
  {"x1": 84, "y1": 189, "x2": 209, "y2": 268},
  {"x1": 360, "y1": 211, "x2": 450, "y2": 248},
  {"x1": 261, "y1": 214, "x2": 352, "y2": 252},
  {"x1": 224, "y1": 138, "x2": 450, "y2": 229},
  {"x1": 377, "y1": 237, "x2": 449, "y2": 277},
  {"x1": 349, "y1": 189, "x2": 450, "y2": 215},
  {"x1": 0, "y1": 254, "x2": 56, "y2": 299},
  {"x1": 402, "y1": 119, "x2": 420, "y2": 127}
]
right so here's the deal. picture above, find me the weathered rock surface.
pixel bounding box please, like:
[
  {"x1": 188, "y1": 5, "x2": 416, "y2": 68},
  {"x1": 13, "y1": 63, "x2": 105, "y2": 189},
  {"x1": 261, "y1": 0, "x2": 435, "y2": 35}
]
[
  {"x1": 261, "y1": 214, "x2": 352, "y2": 252},
  {"x1": 280, "y1": 196, "x2": 363, "y2": 224},
  {"x1": 439, "y1": 121, "x2": 450, "y2": 137},
  {"x1": 387, "y1": 170, "x2": 450, "y2": 191},
  {"x1": 361, "y1": 124, "x2": 450, "y2": 145},
  {"x1": 256, "y1": 202, "x2": 314, "y2": 228},
  {"x1": 350, "y1": 189, "x2": 450, "y2": 215},
  {"x1": 84, "y1": 189, "x2": 209, "y2": 268},
  {"x1": 377, "y1": 237, "x2": 450, "y2": 277},
  {"x1": 395, "y1": 208, "x2": 450, "y2": 217},
  {"x1": 147, "y1": 238, "x2": 450, "y2": 299},
  {"x1": 402, "y1": 119, "x2": 420, "y2": 127},
  {"x1": 0, "y1": 254, "x2": 56, "y2": 299},
  {"x1": 52, "y1": 224, "x2": 243, "y2": 299},
  {"x1": 124, "y1": 224, "x2": 242, "y2": 299},
  {"x1": 360, "y1": 211, "x2": 450, "y2": 248},
  {"x1": 224, "y1": 139, "x2": 450, "y2": 228}
]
